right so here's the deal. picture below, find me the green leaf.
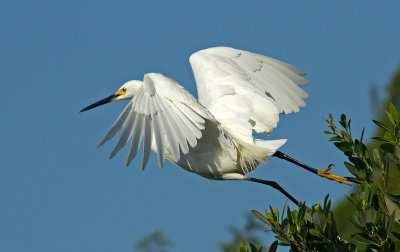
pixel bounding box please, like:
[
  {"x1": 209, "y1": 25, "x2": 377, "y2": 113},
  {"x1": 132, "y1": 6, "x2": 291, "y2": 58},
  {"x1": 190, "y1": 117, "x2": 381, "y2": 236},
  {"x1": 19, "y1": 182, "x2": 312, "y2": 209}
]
[
  {"x1": 384, "y1": 194, "x2": 400, "y2": 222},
  {"x1": 378, "y1": 194, "x2": 390, "y2": 216},
  {"x1": 312, "y1": 211, "x2": 327, "y2": 231},
  {"x1": 385, "y1": 110, "x2": 395, "y2": 125},
  {"x1": 281, "y1": 200, "x2": 289, "y2": 222},
  {"x1": 394, "y1": 145, "x2": 400, "y2": 159},
  {"x1": 249, "y1": 242, "x2": 259, "y2": 252},
  {"x1": 371, "y1": 137, "x2": 391, "y2": 143},
  {"x1": 361, "y1": 127, "x2": 365, "y2": 143},
  {"x1": 330, "y1": 213, "x2": 338, "y2": 237},
  {"x1": 372, "y1": 120, "x2": 394, "y2": 134},
  {"x1": 354, "y1": 140, "x2": 363, "y2": 156},
  {"x1": 365, "y1": 208, "x2": 377, "y2": 224},
  {"x1": 384, "y1": 152, "x2": 397, "y2": 163},
  {"x1": 309, "y1": 228, "x2": 321, "y2": 237},
  {"x1": 348, "y1": 119, "x2": 352, "y2": 133},
  {"x1": 351, "y1": 233, "x2": 376, "y2": 245},
  {"x1": 388, "y1": 190, "x2": 400, "y2": 196},
  {"x1": 268, "y1": 240, "x2": 278, "y2": 252},
  {"x1": 381, "y1": 143, "x2": 394, "y2": 153},
  {"x1": 313, "y1": 203, "x2": 322, "y2": 212},
  {"x1": 298, "y1": 204, "x2": 306, "y2": 223},
  {"x1": 387, "y1": 193, "x2": 400, "y2": 204},
  {"x1": 329, "y1": 136, "x2": 341, "y2": 141},
  {"x1": 372, "y1": 149, "x2": 382, "y2": 167},
  {"x1": 299, "y1": 225, "x2": 308, "y2": 239},
  {"x1": 323, "y1": 194, "x2": 329, "y2": 209},
  {"x1": 267, "y1": 207, "x2": 274, "y2": 222},
  {"x1": 366, "y1": 187, "x2": 373, "y2": 205},
  {"x1": 324, "y1": 197, "x2": 331, "y2": 214},
  {"x1": 389, "y1": 103, "x2": 399, "y2": 123},
  {"x1": 238, "y1": 240, "x2": 248, "y2": 252},
  {"x1": 285, "y1": 206, "x2": 292, "y2": 223},
  {"x1": 281, "y1": 219, "x2": 290, "y2": 235},
  {"x1": 344, "y1": 162, "x2": 358, "y2": 176},
  {"x1": 349, "y1": 218, "x2": 364, "y2": 231},
  {"x1": 349, "y1": 157, "x2": 367, "y2": 171},
  {"x1": 274, "y1": 235, "x2": 287, "y2": 243},
  {"x1": 334, "y1": 142, "x2": 353, "y2": 153},
  {"x1": 340, "y1": 114, "x2": 347, "y2": 128},
  {"x1": 391, "y1": 231, "x2": 400, "y2": 240},
  {"x1": 277, "y1": 241, "x2": 290, "y2": 246},
  {"x1": 252, "y1": 210, "x2": 272, "y2": 225},
  {"x1": 384, "y1": 131, "x2": 394, "y2": 141},
  {"x1": 290, "y1": 209, "x2": 297, "y2": 224},
  {"x1": 387, "y1": 211, "x2": 396, "y2": 235},
  {"x1": 272, "y1": 208, "x2": 279, "y2": 221},
  {"x1": 357, "y1": 210, "x2": 367, "y2": 226}
]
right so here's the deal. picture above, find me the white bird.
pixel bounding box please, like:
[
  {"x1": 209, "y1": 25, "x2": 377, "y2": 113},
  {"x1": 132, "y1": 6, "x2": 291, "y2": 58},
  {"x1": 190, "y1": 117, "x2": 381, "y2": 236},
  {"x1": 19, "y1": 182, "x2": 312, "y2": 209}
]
[{"x1": 81, "y1": 47, "x2": 349, "y2": 204}]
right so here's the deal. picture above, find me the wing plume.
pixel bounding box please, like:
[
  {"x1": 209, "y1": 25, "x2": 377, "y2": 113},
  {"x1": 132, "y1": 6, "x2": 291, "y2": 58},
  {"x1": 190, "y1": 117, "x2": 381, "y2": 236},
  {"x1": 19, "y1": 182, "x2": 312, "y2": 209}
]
[
  {"x1": 190, "y1": 46, "x2": 309, "y2": 144},
  {"x1": 99, "y1": 73, "x2": 208, "y2": 169}
]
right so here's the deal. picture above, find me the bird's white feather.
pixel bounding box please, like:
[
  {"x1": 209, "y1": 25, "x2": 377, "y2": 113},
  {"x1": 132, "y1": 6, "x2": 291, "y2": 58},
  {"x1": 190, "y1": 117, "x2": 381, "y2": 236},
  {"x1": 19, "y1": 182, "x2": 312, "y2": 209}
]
[
  {"x1": 189, "y1": 46, "x2": 309, "y2": 145},
  {"x1": 100, "y1": 73, "x2": 209, "y2": 169}
]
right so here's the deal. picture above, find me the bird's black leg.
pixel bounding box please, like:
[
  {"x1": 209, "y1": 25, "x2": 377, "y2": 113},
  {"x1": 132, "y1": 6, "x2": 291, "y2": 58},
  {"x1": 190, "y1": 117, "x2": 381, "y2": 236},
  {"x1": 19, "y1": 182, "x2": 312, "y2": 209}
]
[
  {"x1": 272, "y1": 151, "x2": 350, "y2": 185},
  {"x1": 246, "y1": 177, "x2": 299, "y2": 205},
  {"x1": 273, "y1": 151, "x2": 320, "y2": 175}
]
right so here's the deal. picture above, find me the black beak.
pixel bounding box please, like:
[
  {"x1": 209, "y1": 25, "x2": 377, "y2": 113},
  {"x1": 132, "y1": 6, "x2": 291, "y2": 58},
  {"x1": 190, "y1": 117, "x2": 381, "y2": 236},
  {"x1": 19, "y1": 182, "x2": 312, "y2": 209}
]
[{"x1": 80, "y1": 94, "x2": 119, "y2": 112}]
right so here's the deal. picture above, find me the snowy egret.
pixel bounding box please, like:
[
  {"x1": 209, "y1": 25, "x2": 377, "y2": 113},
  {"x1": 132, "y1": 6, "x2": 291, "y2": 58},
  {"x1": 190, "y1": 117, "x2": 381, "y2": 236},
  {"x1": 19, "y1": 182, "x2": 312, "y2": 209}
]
[{"x1": 81, "y1": 47, "x2": 349, "y2": 205}]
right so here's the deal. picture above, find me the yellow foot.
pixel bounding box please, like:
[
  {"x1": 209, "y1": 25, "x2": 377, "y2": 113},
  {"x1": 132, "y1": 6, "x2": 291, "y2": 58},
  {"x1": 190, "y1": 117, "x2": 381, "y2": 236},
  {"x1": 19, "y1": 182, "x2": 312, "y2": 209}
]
[{"x1": 317, "y1": 164, "x2": 350, "y2": 185}]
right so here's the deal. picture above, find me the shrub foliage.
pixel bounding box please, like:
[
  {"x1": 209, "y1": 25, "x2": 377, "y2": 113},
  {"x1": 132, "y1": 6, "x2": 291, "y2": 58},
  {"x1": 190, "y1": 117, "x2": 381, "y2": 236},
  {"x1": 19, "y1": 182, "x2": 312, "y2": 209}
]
[{"x1": 239, "y1": 104, "x2": 400, "y2": 252}]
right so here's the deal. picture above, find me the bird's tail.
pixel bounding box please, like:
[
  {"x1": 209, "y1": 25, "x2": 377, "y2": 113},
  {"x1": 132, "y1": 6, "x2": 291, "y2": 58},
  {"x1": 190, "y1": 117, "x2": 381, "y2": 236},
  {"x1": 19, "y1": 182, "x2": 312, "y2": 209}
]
[{"x1": 238, "y1": 139, "x2": 287, "y2": 173}]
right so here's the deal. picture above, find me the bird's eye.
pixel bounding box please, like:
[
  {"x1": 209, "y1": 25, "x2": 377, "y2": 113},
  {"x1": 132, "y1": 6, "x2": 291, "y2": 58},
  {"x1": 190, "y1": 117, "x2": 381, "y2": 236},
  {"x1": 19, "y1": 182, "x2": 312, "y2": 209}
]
[{"x1": 122, "y1": 88, "x2": 127, "y2": 92}]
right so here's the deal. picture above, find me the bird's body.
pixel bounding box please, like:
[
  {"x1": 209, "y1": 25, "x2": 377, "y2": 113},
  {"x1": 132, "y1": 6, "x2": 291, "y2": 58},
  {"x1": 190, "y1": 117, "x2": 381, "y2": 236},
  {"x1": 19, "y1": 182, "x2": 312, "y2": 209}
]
[
  {"x1": 81, "y1": 46, "x2": 349, "y2": 204},
  {"x1": 144, "y1": 74, "x2": 241, "y2": 180},
  {"x1": 168, "y1": 118, "x2": 238, "y2": 179}
]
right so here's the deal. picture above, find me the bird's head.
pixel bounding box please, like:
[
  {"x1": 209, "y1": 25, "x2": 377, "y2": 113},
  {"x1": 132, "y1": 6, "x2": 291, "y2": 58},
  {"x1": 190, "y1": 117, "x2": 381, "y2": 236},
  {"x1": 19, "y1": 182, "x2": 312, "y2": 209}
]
[{"x1": 80, "y1": 80, "x2": 143, "y2": 112}]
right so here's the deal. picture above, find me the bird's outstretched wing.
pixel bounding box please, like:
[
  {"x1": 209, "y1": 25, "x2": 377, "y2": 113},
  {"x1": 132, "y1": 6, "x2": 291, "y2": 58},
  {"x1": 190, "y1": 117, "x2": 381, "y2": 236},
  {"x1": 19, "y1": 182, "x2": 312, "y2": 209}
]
[
  {"x1": 98, "y1": 73, "x2": 208, "y2": 169},
  {"x1": 189, "y1": 47, "x2": 309, "y2": 144}
]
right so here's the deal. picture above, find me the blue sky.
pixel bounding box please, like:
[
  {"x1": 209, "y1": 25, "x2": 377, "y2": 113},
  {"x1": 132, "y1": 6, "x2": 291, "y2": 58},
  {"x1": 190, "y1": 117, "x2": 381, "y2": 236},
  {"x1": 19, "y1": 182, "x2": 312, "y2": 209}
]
[{"x1": 1, "y1": 1, "x2": 400, "y2": 251}]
